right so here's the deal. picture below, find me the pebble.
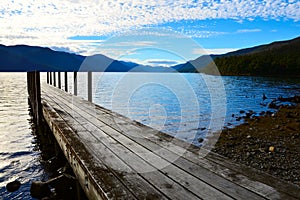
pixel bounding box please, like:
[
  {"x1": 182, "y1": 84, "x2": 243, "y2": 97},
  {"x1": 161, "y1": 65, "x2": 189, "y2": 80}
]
[
  {"x1": 245, "y1": 113, "x2": 252, "y2": 118},
  {"x1": 266, "y1": 111, "x2": 273, "y2": 116},
  {"x1": 260, "y1": 111, "x2": 265, "y2": 115},
  {"x1": 6, "y1": 180, "x2": 21, "y2": 192},
  {"x1": 30, "y1": 181, "x2": 51, "y2": 199},
  {"x1": 269, "y1": 146, "x2": 275, "y2": 152},
  {"x1": 198, "y1": 138, "x2": 204, "y2": 143}
]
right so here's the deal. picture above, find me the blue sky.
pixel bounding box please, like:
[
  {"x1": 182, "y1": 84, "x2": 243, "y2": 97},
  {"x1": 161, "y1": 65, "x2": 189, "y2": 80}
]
[{"x1": 0, "y1": 0, "x2": 299, "y2": 66}]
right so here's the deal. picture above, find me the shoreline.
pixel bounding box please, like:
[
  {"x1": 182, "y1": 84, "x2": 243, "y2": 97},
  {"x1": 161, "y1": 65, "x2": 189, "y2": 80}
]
[{"x1": 212, "y1": 98, "x2": 300, "y2": 186}]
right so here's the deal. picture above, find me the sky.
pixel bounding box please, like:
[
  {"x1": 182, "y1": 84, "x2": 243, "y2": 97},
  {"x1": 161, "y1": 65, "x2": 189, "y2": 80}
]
[{"x1": 0, "y1": 0, "x2": 300, "y2": 66}]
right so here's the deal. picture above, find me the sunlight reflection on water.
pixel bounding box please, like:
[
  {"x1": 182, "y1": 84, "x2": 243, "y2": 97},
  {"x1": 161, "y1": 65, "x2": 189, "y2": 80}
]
[
  {"x1": 47, "y1": 72, "x2": 300, "y2": 146},
  {"x1": 0, "y1": 73, "x2": 48, "y2": 199}
]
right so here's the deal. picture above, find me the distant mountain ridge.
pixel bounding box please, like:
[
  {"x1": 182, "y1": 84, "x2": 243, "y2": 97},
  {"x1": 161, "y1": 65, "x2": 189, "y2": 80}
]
[
  {"x1": 0, "y1": 44, "x2": 84, "y2": 71},
  {"x1": 0, "y1": 44, "x2": 173, "y2": 72},
  {"x1": 0, "y1": 45, "x2": 145, "y2": 72},
  {"x1": 173, "y1": 36, "x2": 300, "y2": 76},
  {"x1": 0, "y1": 36, "x2": 299, "y2": 75},
  {"x1": 221, "y1": 36, "x2": 300, "y2": 57}
]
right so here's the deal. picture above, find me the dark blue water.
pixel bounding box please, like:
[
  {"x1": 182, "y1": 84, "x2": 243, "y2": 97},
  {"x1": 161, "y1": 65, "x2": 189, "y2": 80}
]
[
  {"x1": 59, "y1": 72, "x2": 300, "y2": 145},
  {"x1": 0, "y1": 73, "x2": 52, "y2": 199},
  {"x1": 1, "y1": 72, "x2": 300, "y2": 199}
]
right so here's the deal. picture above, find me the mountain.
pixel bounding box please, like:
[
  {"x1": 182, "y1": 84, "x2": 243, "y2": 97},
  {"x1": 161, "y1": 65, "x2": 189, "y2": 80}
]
[
  {"x1": 0, "y1": 45, "x2": 83, "y2": 71},
  {"x1": 171, "y1": 55, "x2": 218, "y2": 74},
  {"x1": 1, "y1": 36, "x2": 299, "y2": 74},
  {"x1": 0, "y1": 45, "x2": 146, "y2": 72},
  {"x1": 78, "y1": 54, "x2": 134, "y2": 72},
  {"x1": 173, "y1": 36, "x2": 300, "y2": 76},
  {"x1": 221, "y1": 36, "x2": 300, "y2": 57},
  {"x1": 0, "y1": 44, "x2": 176, "y2": 72}
]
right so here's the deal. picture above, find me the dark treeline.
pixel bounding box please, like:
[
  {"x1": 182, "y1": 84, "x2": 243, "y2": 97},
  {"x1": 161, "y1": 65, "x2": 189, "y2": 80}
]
[
  {"x1": 214, "y1": 37, "x2": 300, "y2": 76},
  {"x1": 175, "y1": 36, "x2": 300, "y2": 76}
]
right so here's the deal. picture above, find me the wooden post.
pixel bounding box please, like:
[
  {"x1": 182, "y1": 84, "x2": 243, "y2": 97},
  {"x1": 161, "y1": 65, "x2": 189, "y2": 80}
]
[
  {"x1": 74, "y1": 71, "x2": 77, "y2": 96},
  {"x1": 27, "y1": 71, "x2": 42, "y2": 125},
  {"x1": 50, "y1": 72, "x2": 52, "y2": 85},
  {"x1": 58, "y1": 72, "x2": 61, "y2": 89},
  {"x1": 65, "y1": 72, "x2": 68, "y2": 92},
  {"x1": 47, "y1": 72, "x2": 49, "y2": 84},
  {"x1": 88, "y1": 72, "x2": 92, "y2": 102},
  {"x1": 27, "y1": 72, "x2": 31, "y2": 95},
  {"x1": 35, "y1": 72, "x2": 42, "y2": 125},
  {"x1": 53, "y1": 72, "x2": 56, "y2": 87}
]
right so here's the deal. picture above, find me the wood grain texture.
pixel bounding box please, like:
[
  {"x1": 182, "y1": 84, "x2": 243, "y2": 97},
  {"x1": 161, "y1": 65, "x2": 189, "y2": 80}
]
[{"x1": 41, "y1": 83, "x2": 300, "y2": 200}]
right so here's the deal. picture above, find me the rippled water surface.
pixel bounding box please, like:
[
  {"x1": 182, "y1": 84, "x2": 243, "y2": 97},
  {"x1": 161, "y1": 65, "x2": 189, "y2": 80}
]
[
  {"x1": 1, "y1": 72, "x2": 300, "y2": 199},
  {"x1": 56, "y1": 72, "x2": 300, "y2": 145},
  {"x1": 0, "y1": 73, "x2": 49, "y2": 199}
]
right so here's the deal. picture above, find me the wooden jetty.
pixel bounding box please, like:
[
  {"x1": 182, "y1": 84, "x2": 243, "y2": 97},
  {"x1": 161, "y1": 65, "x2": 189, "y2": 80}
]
[{"x1": 28, "y1": 71, "x2": 300, "y2": 200}]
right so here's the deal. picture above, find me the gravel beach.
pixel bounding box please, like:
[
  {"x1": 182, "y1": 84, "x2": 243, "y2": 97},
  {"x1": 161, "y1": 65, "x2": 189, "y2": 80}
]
[{"x1": 213, "y1": 99, "x2": 300, "y2": 186}]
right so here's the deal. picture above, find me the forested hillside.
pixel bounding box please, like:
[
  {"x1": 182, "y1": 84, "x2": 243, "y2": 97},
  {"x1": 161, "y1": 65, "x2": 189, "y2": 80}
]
[
  {"x1": 215, "y1": 36, "x2": 300, "y2": 76},
  {"x1": 174, "y1": 36, "x2": 300, "y2": 76}
]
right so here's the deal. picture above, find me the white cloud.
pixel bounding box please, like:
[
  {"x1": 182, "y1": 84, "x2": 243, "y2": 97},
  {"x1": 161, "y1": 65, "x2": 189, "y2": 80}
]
[
  {"x1": 146, "y1": 60, "x2": 179, "y2": 66},
  {"x1": 106, "y1": 41, "x2": 157, "y2": 47},
  {"x1": 236, "y1": 29, "x2": 262, "y2": 33},
  {"x1": 121, "y1": 58, "x2": 181, "y2": 67},
  {"x1": 0, "y1": 0, "x2": 299, "y2": 54},
  {"x1": 193, "y1": 48, "x2": 239, "y2": 55},
  {"x1": 182, "y1": 30, "x2": 228, "y2": 38}
]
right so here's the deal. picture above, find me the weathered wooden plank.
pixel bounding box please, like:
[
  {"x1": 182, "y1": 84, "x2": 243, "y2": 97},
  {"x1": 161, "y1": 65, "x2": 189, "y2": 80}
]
[
  {"x1": 50, "y1": 85, "x2": 300, "y2": 200},
  {"x1": 42, "y1": 91, "x2": 170, "y2": 199},
  {"x1": 44, "y1": 85, "x2": 273, "y2": 200},
  {"x1": 45, "y1": 86, "x2": 268, "y2": 200},
  {"x1": 99, "y1": 115, "x2": 300, "y2": 199},
  {"x1": 42, "y1": 84, "x2": 300, "y2": 200},
  {"x1": 44, "y1": 91, "x2": 196, "y2": 199},
  {"x1": 44, "y1": 89, "x2": 215, "y2": 200},
  {"x1": 64, "y1": 118, "x2": 232, "y2": 199},
  {"x1": 42, "y1": 95, "x2": 139, "y2": 200}
]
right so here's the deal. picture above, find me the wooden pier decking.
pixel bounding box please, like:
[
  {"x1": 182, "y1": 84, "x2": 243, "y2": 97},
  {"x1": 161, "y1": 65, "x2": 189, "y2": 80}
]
[{"x1": 39, "y1": 82, "x2": 300, "y2": 200}]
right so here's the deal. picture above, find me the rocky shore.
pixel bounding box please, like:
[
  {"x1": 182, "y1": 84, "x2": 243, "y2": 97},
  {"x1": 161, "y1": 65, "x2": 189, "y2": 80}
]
[{"x1": 213, "y1": 96, "x2": 300, "y2": 186}]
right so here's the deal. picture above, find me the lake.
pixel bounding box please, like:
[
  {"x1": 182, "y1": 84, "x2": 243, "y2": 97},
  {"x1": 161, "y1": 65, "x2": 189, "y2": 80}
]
[
  {"x1": 0, "y1": 73, "x2": 52, "y2": 199},
  {"x1": 68, "y1": 72, "x2": 300, "y2": 145},
  {"x1": 0, "y1": 72, "x2": 299, "y2": 199}
]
